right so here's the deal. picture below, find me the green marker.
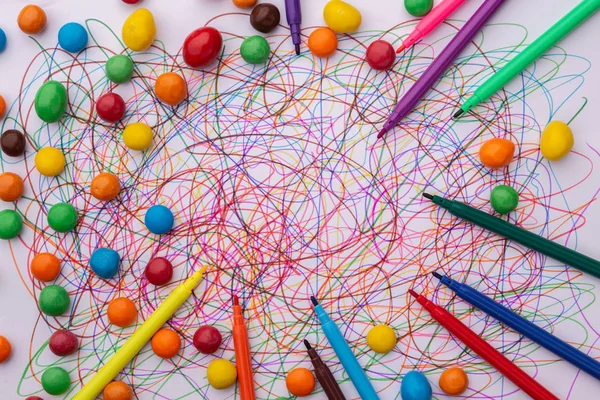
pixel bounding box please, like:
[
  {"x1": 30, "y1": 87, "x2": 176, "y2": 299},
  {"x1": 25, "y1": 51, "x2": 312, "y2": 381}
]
[
  {"x1": 423, "y1": 193, "x2": 600, "y2": 279},
  {"x1": 454, "y1": 0, "x2": 600, "y2": 118}
]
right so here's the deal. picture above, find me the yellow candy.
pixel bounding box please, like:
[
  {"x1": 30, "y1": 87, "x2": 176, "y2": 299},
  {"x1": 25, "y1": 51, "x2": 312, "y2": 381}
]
[
  {"x1": 122, "y1": 8, "x2": 156, "y2": 51},
  {"x1": 35, "y1": 147, "x2": 66, "y2": 176},
  {"x1": 207, "y1": 358, "x2": 237, "y2": 389},
  {"x1": 323, "y1": 0, "x2": 362, "y2": 34},
  {"x1": 540, "y1": 121, "x2": 574, "y2": 161},
  {"x1": 366, "y1": 324, "x2": 397, "y2": 354},
  {"x1": 123, "y1": 122, "x2": 153, "y2": 150}
]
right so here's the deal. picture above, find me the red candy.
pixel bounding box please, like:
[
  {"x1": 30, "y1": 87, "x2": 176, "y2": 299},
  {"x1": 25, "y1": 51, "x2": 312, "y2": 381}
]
[
  {"x1": 144, "y1": 257, "x2": 173, "y2": 286},
  {"x1": 366, "y1": 40, "x2": 396, "y2": 71},
  {"x1": 193, "y1": 325, "x2": 222, "y2": 354},
  {"x1": 26, "y1": 397, "x2": 45, "y2": 400},
  {"x1": 183, "y1": 27, "x2": 223, "y2": 68},
  {"x1": 96, "y1": 93, "x2": 126, "y2": 123},
  {"x1": 48, "y1": 330, "x2": 79, "y2": 356},
  {"x1": 122, "y1": 0, "x2": 141, "y2": 3}
]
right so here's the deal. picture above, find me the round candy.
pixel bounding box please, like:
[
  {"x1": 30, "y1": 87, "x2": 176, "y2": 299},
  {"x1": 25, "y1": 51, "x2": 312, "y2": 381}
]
[
  {"x1": 123, "y1": 122, "x2": 153, "y2": 150},
  {"x1": 193, "y1": 325, "x2": 222, "y2": 354},
  {"x1": 58, "y1": 22, "x2": 88, "y2": 53},
  {"x1": 0, "y1": 335, "x2": 11, "y2": 363},
  {"x1": 39, "y1": 285, "x2": 70, "y2": 316},
  {"x1": 144, "y1": 257, "x2": 173, "y2": 286},
  {"x1": 48, "y1": 330, "x2": 78, "y2": 356},
  {"x1": 366, "y1": 324, "x2": 397, "y2": 354},
  {"x1": 207, "y1": 358, "x2": 237, "y2": 389},
  {"x1": 151, "y1": 328, "x2": 181, "y2": 358},
  {"x1": 490, "y1": 185, "x2": 519, "y2": 214},
  {"x1": 439, "y1": 367, "x2": 468, "y2": 395},
  {"x1": 323, "y1": 0, "x2": 362, "y2": 34},
  {"x1": 401, "y1": 371, "x2": 432, "y2": 400},
  {"x1": 35, "y1": 81, "x2": 68, "y2": 123},
  {"x1": 47, "y1": 203, "x2": 78, "y2": 232},
  {"x1": 31, "y1": 253, "x2": 62, "y2": 282},
  {"x1": 405, "y1": 0, "x2": 433, "y2": 17},
  {"x1": 240, "y1": 36, "x2": 271, "y2": 64},
  {"x1": 35, "y1": 147, "x2": 66, "y2": 176},
  {"x1": 122, "y1": 8, "x2": 156, "y2": 52},
  {"x1": 286, "y1": 367, "x2": 315, "y2": 396},
  {"x1": 479, "y1": 138, "x2": 515, "y2": 169},
  {"x1": 232, "y1": 0, "x2": 257, "y2": 8},
  {"x1": 0, "y1": 209, "x2": 23, "y2": 239},
  {"x1": 106, "y1": 55, "x2": 134, "y2": 84},
  {"x1": 307, "y1": 28, "x2": 338, "y2": 58},
  {"x1": 96, "y1": 93, "x2": 126, "y2": 123},
  {"x1": 155, "y1": 72, "x2": 187, "y2": 107},
  {"x1": 41, "y1": 367, "x2": 70, "y2": 395},
  {"x1": 145, "y1": 205, "x2": 174, "y2": 234},
  {"x1": 107, "y1": 297, "x2": 137, "y2": 328},
  {"x1": 103, "y1": 381, "x2": 133, "y2": 400},
  {"x1": 90, "y1": 172, "x2": 121, "y2": 201},
  {"x1": 0, "y1": 172, "x2": 24, "y2": 202},
  {"x1": 250, "y1": 4, "x2": 281, "y2": 34},
  {"x1": 122, "y1": 0, "x2": 141, "y2": 3},
  {"x1": 182, "y1": 27, "x2": 223, "y2": 68},
  {"x1": 0, "y1": 95, "x2": 5, "y2": 118},
  {"x1": 26, "y1": 397, "x2": 44, "y2": 400},
  {"x1": 90, "y1": 247, "x2": 120, "y2": 279},
  {"x1": 1, "y1": 130, "x2": 26, "y2": 157},
  {"x1": 18, "y1": 5, "x2": 47, "y2": 34},
  {"x1": 541, "y1": 121, "x2": 574, "y2": 161},
  {"x1": 0, "y1": 28, "x2": 6, "y2": 53},
  {"x1": 366, "y1": 40, "x2": 396, "y2": 70}
]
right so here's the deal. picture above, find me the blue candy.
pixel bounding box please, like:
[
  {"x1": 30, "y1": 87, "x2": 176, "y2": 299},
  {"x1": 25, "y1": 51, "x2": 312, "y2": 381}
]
[
  {"x1": 90, "y1": 248, "x2": 120, "y2": 279},
  {"x1": 58, "y1": 22, "x2": 88, "y2": 53},
  {"x1": 0, "y1": 28, "x2": 6, "y2": 53},
  {"x1": 400, "y1": 371, "x2": 432, "y2": 400},
  {"x1": 145, "y1": 205, "x2": 174, "y2": 234}
]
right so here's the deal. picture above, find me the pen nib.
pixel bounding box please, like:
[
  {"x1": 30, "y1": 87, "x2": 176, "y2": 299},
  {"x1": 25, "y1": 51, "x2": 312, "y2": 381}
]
[
  {"x1": 303, "y1": 339, "x2": 312, "y2": 350},
  {"x1": 422, "y1": 193, "x2": 434, "y2": 200},
  {"x1": 310, "y1": 296, "x2": 318, "y2": 306},
  {"x1": 453, "y1": 109, "x2": 465, "y2": 119},
  {"x1": 396, "y1": 44, "x2": 406, "y2": 54},
  {"x1": 431, "y1": 271, "x2": 443, "y2": 280},
  {"x1": 233, "y1": 295, "x2": 240, "y2": 306},
  {"x1": 408, "y1": 289, "x2": 419, "y2": 298},
  {"x1": 295, "y1": 44, "x2": 300, "y2": 55}
]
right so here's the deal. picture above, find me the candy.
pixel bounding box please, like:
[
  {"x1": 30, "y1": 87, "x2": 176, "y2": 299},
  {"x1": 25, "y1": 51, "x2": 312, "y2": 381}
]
[
  {"x1": 366, "y1": 324, "x2": 397, "y2": 354},
  {"x1": 123, "y1": 122, "x2": 153, "y2": 150},
  {"x1": 18, "y1": 5, "x2": 47, "y2": 34},
  {"x1": 490, "y1": 185, "x2": 519, "y2": 214},
  {"x1": 207, "y1": 358, "x2": 237, "y2": 389},
  {"x1": 90, "y1": 248, "x2": 121, "y2": 279},
  {"x1": 250, "y1": 4, "x2": 281, "y2": 34},
  {"x1": 47, "y1": 203, "x2": 78, "y2": 232},
  {"x1": 106, "y1": 55, "x2": 134, "y2": 83},
  {"x1": 439, "y1": 367, "x2": 468, "y2": 395},
  {"x1": 25, "y1": 397, "x2": 44, "y2": 400},
  {"x1": 58, "y1": 22, "x2": 88, "y2": 53},
  {"x1": 155, "y1": 72, "x2": 187, "y2": 107},
  {"x1": 145, "y1": 205, "x2": 174, "y2": 234},
  {"x1": 323, "y1": 0, "x2": 362, "y2": 34},
  {"x1": 103, "y1": 381, "x2": 133, "y2": 400},
  {"x1": 144, "y1": 257, "x2": 173, "y2": 286},
  {"x1": 366, "y1": 40, "x2": 396, "y2": 70},
  {"x1": 193, "y1": 325, "x2": 222, "y2": 354},
  {"x1": 122, "y1": 0, "x2": 141, "y2": 3},
  {"x1": 90, "y1": 172, "x2": 121, "y2": 201},
  {"x1": 96, "y1": 93, "x2": 126, "y2": 123},
  {"x1": 0, "y1": 95, "x2": 5, "y2": 118},
  {"x1": 151, "y1": 329, "x2": 181, "y2": 358},
  {"x1": 48, "y1": 330, "x2": 79, "y2": 356},
  {"x1": 401, "y1": 371, "x2": 432, "y2": 400},
  {"x1": 122, "y1": 8, "x2": 156, "y2": 51},
  {"x1": 286, "y1": 368, "x2": 315, "y2": 396},
  {"x1": 0, "y1": 209, "x2": 23, "y2": 239},
  {"x1": 405, "y1": 0, "x2": 433, "y2": 17},
  {"x1": 39, "y1": 285, "x2": 70, "y2": 316},
  {"x1": 182, "y1": 27, "x2": 223, "y2": 68},
  {"x1": 307, "y1": 28, "x2": 338, "y2": 58},
  {"x1": 540, "y1": 121, "x2": 574, "y2": 161},
  {"x1": 35, "y1": 81, "x2": 68, "y2": 123},
  {"x1": 0, "y1": 172, "x2": 24, "y2": 202},
  {"x1": 0, "y1": 28, "x2": 6, "y2": 52},
  {"x1": 232, "y1": 0, "x2": 257, "y2": 8},
  {"x1": 240, "y1": 36, "x2": 271, "y2": 64},
  {"x1": 1, "y1": 130, "x2": 26, "y2": 157},
  {"x1": 0, "y1": 335, "x2": 11, "y2": 363},
  {"x1": 35, "y1": 147, "x2": 66, "y2": 176},
  {"x1": 107, "y1": 297, "x2": 137, "y2": 328},
  {"x1": 30, "y1": 253, "x2": 62, "y2": 282},
  {"x1": 479, "y1": 138, "x2": 515, "y2": 169},
  {"x1": 41, "y1": 367, "x2": 71, "y2": 395}
]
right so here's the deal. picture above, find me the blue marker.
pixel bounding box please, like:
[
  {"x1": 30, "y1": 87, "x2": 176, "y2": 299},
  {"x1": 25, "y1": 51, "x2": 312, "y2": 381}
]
[
  {"x1": 433, "y1": 272, "x2": 600, "y2": 381},
  {"x1": 310, "y1": 296, "x2": 380, "y2": 400}
]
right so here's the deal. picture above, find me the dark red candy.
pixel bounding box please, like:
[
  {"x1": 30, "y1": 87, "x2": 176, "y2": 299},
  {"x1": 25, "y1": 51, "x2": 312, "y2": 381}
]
[
  {"x1": 96, "y1": 93, "x2": 126, "y2": 123},
  {"x1": 193, "y1": 325, "x2": 222, "y2": 354},
  {"x1": 183, "y1": 27, "x2": 223, "y2": 68},
  {"x1": 48, "y1": 330, "x2": 79, "y2": 356},
  {"x1": 145, "y1": 257, "x2": 173, "y2": 286},
  {"x1": 366, "y1": 40, "x2": 396, "y2": 71},
  {"x1": 250, "y1": 3, "x2": 281, "y2": 34},
  {"x1": 1, "y1": 129, "x2": 26, "y2": 157}
]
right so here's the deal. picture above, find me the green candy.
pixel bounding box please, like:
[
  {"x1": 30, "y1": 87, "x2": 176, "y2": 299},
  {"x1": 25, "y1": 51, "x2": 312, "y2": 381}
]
[
  {"x1": 490, "y1": 185, "x2": 519, "y2": 214},
  {"x1": 106, "y1": 55, "x2": 134, "y2": 84},
  {"x1": 0, "y1": 209, "x2": 23, "y2": 239},
  {"x1": 47, "y1": 203, "x2": 78, "y2": 232},
  {"x1": 240, "y1": 36, "x2": 271, "y2": 64},
  {"x1": 404, "y1": 0, "x2": 433, "y2": 17},
  {"x1": 35, "y1": 81, "x2": 68, "y2": 123},
  {"x1": 39, "y1": 285, "x2": 70, "y2": 316},
  {"x1": 41, "y1": 366, "x2": 71, "y2": 395}
]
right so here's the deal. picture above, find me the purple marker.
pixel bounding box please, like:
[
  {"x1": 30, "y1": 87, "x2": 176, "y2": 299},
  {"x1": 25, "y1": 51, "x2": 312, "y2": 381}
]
[
  {"x1": 378, "y1": 0, "x2": 506, "y2": 139},
  {"x1": 285, "y1": 0, "x2": 302, "y2": 55}
]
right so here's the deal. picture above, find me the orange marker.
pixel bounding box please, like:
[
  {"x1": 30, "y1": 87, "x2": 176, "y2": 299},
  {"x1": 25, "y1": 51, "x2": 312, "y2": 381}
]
[{"x1": 232, "y1": 295, "x2": 256, "y2": 400}]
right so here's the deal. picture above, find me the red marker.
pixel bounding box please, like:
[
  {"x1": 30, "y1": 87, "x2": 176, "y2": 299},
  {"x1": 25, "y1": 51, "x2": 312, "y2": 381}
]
[
  {"x1": 408, "y1": 290, "x2": 558, "y2": 400},
  {"x1": 232, "y1": 295, "x2": 256, "y2": 400}
]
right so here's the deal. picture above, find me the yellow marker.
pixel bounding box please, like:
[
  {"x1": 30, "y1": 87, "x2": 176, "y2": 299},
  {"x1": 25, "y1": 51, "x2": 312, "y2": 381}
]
[{"x1": 73, "y1": 266, "x2": 208, "y2": 400}]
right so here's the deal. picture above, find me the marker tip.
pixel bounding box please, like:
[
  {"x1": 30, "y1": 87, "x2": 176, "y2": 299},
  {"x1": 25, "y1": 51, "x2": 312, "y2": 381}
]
[
  {"x1": 408, "y1": 289, "x2": 419, "y2": 298},
  {"x1": 453, "y1": 108, "x2": 465, "y2": 119},
  {"x1": 310, "y1": 296, "x2": 318, "y2": 306},
  {"x1": 303, "y1": 339, "x2": 311, "y2": 349},
  {"x1": 432, "y1": 271, "x2": 443, "y2": 280},
  {"x1": 423, "y1": 193, "x2": 434, "y2": 200}
]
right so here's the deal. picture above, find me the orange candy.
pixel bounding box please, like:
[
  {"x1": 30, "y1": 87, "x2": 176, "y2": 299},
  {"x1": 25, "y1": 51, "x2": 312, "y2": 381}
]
[
  {"x1": 0, "y1": 95, "x2": 6, "y2": 118},
  {"x1": 439, "y1": 367, "x2": 469, "y2": 395},
  {"x1": 90, "y1": 172, "x2": 121, "y2": 201},
  {"x1": 308, "y1": 28, "x2": 338, "y2": 58},
  {"x1": 107, "y1": 297, "x2": 138, "y2": 328},
  {"x1": 232, "y1": 0, "x2": 257, "y2": 8},
  {"x1": 151, "y1": 328, "x2": 181, "y2": 359},
  {"x1": 30, "y1": 253, "x2": 62, "y2": 282},
  {"x1": 0, "y1": 172, "x2": 24, "y2": 202},
  {"x1": 18, "y1": 5, "x2": 47, "y2": 34},
  {"x1": 286, "y1": 367, "x2": 315, "y2": 397},
  {"x1": 479, "y1": 138, "x2": 515, "y2": 169},
  {"x1": 103, "y1": 380, "x2": 133, "y2": 400},
  {"x1": 154, "y1": 72, "x2": 187, "y2": 107},
  {"x1": 0, "y1": 335, "x2": 11, "y2": 363}
]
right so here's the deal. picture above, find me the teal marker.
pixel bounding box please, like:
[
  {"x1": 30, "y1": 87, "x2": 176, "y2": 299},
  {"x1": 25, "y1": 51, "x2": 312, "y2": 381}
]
[
  {"x1": 455, "y1": 0, "x2": 600, "y2": 118},
  {"x1": 310, "y1": 296, "x2": 379, "y2": 400}
]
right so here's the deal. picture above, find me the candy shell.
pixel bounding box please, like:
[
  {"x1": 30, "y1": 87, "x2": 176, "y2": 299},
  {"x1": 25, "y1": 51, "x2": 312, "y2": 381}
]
[
  {"x1": 39, "y1": 285, "x2": 70, "y2": 316},
  {"x1": 401, "y1": 371, "x2": 432, "y2": 400},
  {"x1": 439, "y1": 367, "x2": 468, "y2": 395},
  {"x1": 207, "y1": 358, "x2": 237, "y2": 389},
  {"x1": 151, "y1": 329, "x2": 181, "y2": 358},
  {"x1": 122, "y1": 0, "x2": 141, "y2": 3},
  {"x1": 0, "y1": 95, "x2": 5, "y2": 118},
  {"x1": 405, "y1": 0, "x2": 433, "y2": 17},
  {"x1": 193, "y1": 325, "x2": 222, "y2": 354},
  {"x1": 30, "y1": 253, "x2": 62, "y2": 282},
  {"x1": 1, "y1": 130, "x2": 26, "y2": 157},
  {"x1": 323, "y1": 0, "x2": 362, "y2": 34},
  {"x1": 90, "y1": 172, "x2": 121, "y2": 201},
  {"x1": 25, "y1": 397, "x2": 44, "y2": 400},
  {"x1": 58, "y1": 22, "x2": 88, "y2": 53},
  {"x1": 308, "y1": 28, "x2": 338, "y2": 58},
  {"x1": 479, "y1": 138, "x2": 515, "y2": 169},
  {"x1": 90, "y1": 248, "x2": 120, "y2": 279},
  {"x1": 0, "y1": 172, "x2": 24, "y2": 202},
  {"x1": 145, "y1": 205, "x2": 174, "y2": 234},
  {"x1": 48, "y1": 330, "x2": 79, "y2": 356},
  {"x1": 122, "y1": 8, "x2": 156, "y2": 51},
  {"x1": 366, "y1": 324, "x2": 397, "y2": 354},
  {"x1": 490, "y1": 185, "x2": 519, "y2": 214},
  {"x1": 103, "y1": 381, "x2": 133, "y2": 400},
  {"x1": 18, "y1": 5, "x2": 47, "y2": 34},
  {"x1": 0, "y1": 335, "x2": 11, "y2": 363},
  {"x1": 240, "y1": 36, "x2": 271, "y2": 64},
  {"x1": 540, "y1": 121, "x2": 574, "y2": 161},
  {"x1": 286, "y1": 367, "x2": 315, "y2": 397},
  {"x1": 250, "y1": 4, "x2": 281, "y2": 34},
  {"x1": 41, "y1": 367, "x2": 70, "y2": 395},
  {"x1": 35, "y1": 81, "x2": 68, "y2": 123},
  {"x1": 366, "y1": 40, "x2": 396, "y2": 70},
  {"x1": 106, "y1": 55, "x2": 134, "y2": 84},
  {"x1": 232, "y1": 0, "x2": 257, "y2": 8},
  {"x1": 0, "y1": 28, "x2": 6, "y2": 52},
  {"x1": 183, "y1": 27, "x2": 223, "y2": 68},
  {"x1": 96, "y1": 93, "x2": 126, "y2": 123},
  {"x1": 155, "y1": 72, "x2": 187, "y2": 107},
  {"x1": 47, "y1": 203, "x2": 78, "y2": 232},
  {"x1": 123, "y1": 122, "x2": 153, "y2": 150},
  {"x1": 35, "y1": 147, "x2": 66, "y2": 176},
  {"x1": 144, "y1": 257, "x2": 173, "y2": 286},
  {"x1": 107, "y1": 297, "x2": 137, "y2": 328},
  {"x1": 0, "y1": 209, "x2": 23, "y2": 239}
]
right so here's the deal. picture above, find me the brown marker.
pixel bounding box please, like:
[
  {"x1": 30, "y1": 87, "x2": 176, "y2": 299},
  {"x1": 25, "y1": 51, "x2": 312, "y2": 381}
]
[{"x1": 303, "y1": 339, "x2": 347, "y2": 400}]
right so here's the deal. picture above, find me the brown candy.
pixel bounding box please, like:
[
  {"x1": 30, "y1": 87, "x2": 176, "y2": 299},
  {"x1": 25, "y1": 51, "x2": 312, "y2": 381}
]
[
  {"x1": 1, "y1": 130, "x2": 26, "y2": 157},
  {"x1": 250, "y1": 3, "x2": 281, "y2": 34}
]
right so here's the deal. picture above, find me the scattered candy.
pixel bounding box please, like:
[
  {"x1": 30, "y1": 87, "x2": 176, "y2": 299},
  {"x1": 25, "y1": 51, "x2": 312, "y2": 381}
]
[
  {"x1": 90, "y1": 172, "x2": 121, "y2": 201},
  {"x1": 0, "y1": 335, "x2": 11, "y2": 363},
  {"x1": 250, "y1": 4, "x2": 281, "y2": 34},
  {"x1": 90, "y1": 248, "x2": 121, "y2": 279},
  {"x1": 366, "y1": 324, "x2": 397, "y2": 354},
  {"x1": 122, "y1": 0, "x2": 141, "y2": 3},
  {"x1": 540, "y1": 121, "x2": 573, "y2": 161},
  {"x1": 25, "y1": 397, "x2": 44, "y2": 400},
  {"x1": 35, "y1": 81, "x2": 68, "y2": 123},
  {"x1": 106, "y1": 55, "x2": 135, "y2": 84},
  {"x1": 30, "y1": 253, "x2": 62, "y2": 282},
  {"x1": 1, "y1": 130, "x2": 26, "y2": 157},
  {"x1": 145, "y1": 205, "x2": 174, "y2": 234},
  {"x1": 35, "y1": 147, "x2": 66, "y2": 176},
  {"x1": 286, "y1": 367, "x2": 315, "y2": 397},
  {"x1": 193, "y1": 325, "x2": 222, "y2": 354},
  {"x1": 232, "y1": 0, "x2": 257, "y2": 9},
  {"x1": 122, "y1": 8, "x2": 156, "y2": 51},
  {"x1": 47, "y1": 203, "x2": 78, "y2": 232},
  {"x1": 39, "y1": 285, "x2": 70, "y2": 316},
  {"x1": 479, "y1": 138, "x2": 515, "y2": 169},
  {"x1": 490, "y1": 185, "x2": 519, "y2": 214},
  {"x1": 41, "y1": 367, "x2": 71, "y2": 395},
  {"x1": 96, "y1": 93, "x2": 126, "y2": 123},
  {"x1": 18, "y1": 5, "x2": 47, "y2": 34},
  {"x1": 0, "y1": 95, "x2": 5, "y2": 118},
  {"x1": 103, "y1": 381, "x2": 133, "y2": 400},
  {"x1": 107, "y1": 297, "x2": 137, "y2": 328},
  {"x1": 0, "y1": 172, "x2": 24, "y2": 202},
  {"x1": 366, "y1": 40, "x2": 396, "y2": 70},
  {"x1": 144, "y1": 257, "x2": 173, "y2": 285},
  {"x1": 0, "y1": 209, "x2": 23, "y2": 239},
  {"x1": 155, "y1": 72, "x2": 187, "y2": 107},
  {"x1": 183, "y1": 27, "x2": 223, "y2": 68},
  {"x1": 240, "y1": 36, "x2": 271, "y2": 64},
  {"x1": 307, "y1": 28, "x2": 338, "y2": 58},
  {"x1": 48, "y1": 330, "x2": 79, "y2": 356},
  {"x1": 151, "y1": 328, "x2": 181, "y2": 358},
  {"x1": 0, "y1": 28, "x2": 6, "y2": 53},
  {"x1": 401, "y1": 371, "x2": 432, "y2": 400},
  {"x1": 439, "y1": 367, "x2": 468, "y2": 395},
  {"x1": 207, "y1": 358, "x2": 237, "y2": 389},
  {"x1": 58, "y1": 22, "x2": 88, "y2": 53},
  {"x1": 123, "y1": 122, "x2": 153, "y2": 150},
  {"x1": 323, "y1": 0, "x2": 362, "y2": 34},
  {"x1": 405, "y1": 0, "x2": 433, "y2": 17}
]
